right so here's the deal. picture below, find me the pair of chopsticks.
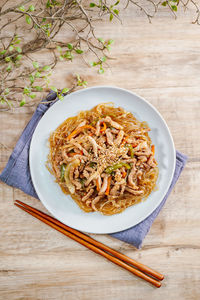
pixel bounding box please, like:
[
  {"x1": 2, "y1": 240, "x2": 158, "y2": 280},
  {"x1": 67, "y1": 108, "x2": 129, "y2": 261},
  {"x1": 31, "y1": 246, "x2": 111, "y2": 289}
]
[{"x1": 14, "y1": 200, "x2": 164, "y2": 287}]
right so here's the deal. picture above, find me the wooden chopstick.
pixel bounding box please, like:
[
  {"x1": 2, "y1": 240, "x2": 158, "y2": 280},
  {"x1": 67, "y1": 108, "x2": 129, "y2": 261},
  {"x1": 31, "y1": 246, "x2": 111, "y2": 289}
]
[
  {"x1": 15, "y1": 200, "x2": 164, "y2": 281},
  {"x1": 14, "y1": 200, "x2": 163, "y2": 288}
]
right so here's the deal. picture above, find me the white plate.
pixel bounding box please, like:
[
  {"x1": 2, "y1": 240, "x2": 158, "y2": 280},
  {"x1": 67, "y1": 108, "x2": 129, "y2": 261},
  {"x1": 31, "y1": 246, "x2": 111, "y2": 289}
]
[{"x1": 30, "y1": 86, "x2": 175, "y2": 234}]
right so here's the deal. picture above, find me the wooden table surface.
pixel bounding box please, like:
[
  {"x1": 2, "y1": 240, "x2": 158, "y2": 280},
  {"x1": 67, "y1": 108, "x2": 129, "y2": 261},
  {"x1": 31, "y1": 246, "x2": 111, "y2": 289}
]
[{"x1": 1, "y1": 5, "x2": 200, "y2": 300}]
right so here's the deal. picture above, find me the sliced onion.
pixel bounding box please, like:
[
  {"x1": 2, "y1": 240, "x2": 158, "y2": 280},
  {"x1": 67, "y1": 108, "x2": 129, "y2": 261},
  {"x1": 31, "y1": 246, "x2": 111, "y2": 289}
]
[{"x1": 64, "y1": 159, "x2": 80, "y2": 194}]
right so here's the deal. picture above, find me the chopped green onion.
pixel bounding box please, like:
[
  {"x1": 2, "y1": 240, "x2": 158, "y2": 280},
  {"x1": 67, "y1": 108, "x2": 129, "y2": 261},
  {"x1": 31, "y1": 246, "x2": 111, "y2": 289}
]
[
  {"x1": 105, "y1": 162, "x2": 131, "y2": 174},
  {"x1": 79, "y1": 178, "x2": 86, "y2": 187},
  {"x1": 89, "y1": 162, "x2": 97, "y2": 168},
  {"x1": 90, "y1": 118, "x2": 99, "y2": 126},
  {"x1": 127, "y1": 144, "x2": 134, "y2": 158},
  {"x1": 60, "y1": 164, "x2": 66, "y2": 181}
]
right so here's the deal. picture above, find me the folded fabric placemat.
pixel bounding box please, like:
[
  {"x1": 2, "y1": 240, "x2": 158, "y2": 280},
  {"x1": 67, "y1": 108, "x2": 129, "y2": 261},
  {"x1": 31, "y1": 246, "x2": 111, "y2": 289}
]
[{"x1": 0, "y1": 91, "x2": 187, "y2": 248}]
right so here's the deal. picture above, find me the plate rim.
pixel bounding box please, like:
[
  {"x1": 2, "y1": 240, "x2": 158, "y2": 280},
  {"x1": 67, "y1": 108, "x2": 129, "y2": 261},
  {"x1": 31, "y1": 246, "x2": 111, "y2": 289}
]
[{"x1": 29, "y1": 85, "x2": 176, "y2": 234}]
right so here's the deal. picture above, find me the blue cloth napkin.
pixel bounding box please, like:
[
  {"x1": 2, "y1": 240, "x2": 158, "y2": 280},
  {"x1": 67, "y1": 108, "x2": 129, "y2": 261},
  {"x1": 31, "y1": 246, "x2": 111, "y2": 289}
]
[{"x1": 0, "y1": 91, "x2": 187, "y2": 248}]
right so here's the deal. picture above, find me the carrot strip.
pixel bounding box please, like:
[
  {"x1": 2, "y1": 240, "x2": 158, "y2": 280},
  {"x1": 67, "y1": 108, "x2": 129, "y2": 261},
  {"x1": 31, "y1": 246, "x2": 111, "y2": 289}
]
[
  {"x1": 68, "y1": 152, "x2": 78, "y2": 157},
  {"x1": 96, "y1": 179, "x2": 100, "y2": 192},
  {"x1": 68, "y1": 150, "x2": 83, "y2": 157},
  {"x1": 100, "y1": 122, "x2": 107, "y2": 133},
  {"x1": 67, "y1": 125, "x2": 96, "y2": 140},
  {"x1": 121, "y1": 135, "x2": 130, "y2": 147},
  {"x1": 151, "y1": 145, "x2": 155, "y2": 155},
  {"x1": 105, "y1": 176, "x2": 111, "y2": 196},
  {"x1": 122, "y1": 171, "x2": 127, "y2": 178}
]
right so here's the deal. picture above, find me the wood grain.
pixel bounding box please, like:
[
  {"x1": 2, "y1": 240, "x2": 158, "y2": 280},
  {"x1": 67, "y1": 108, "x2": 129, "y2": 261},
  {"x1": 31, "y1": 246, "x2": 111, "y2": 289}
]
[{"x1": 1, "y1": 6, "x2": 200, "y2": 300}]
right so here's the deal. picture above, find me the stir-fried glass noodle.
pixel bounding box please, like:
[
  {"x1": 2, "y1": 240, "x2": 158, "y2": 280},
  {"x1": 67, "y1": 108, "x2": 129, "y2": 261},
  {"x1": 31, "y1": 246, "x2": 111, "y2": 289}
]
[{"x1": 47, "y1": 103, "x2": 158, "y2": 215}]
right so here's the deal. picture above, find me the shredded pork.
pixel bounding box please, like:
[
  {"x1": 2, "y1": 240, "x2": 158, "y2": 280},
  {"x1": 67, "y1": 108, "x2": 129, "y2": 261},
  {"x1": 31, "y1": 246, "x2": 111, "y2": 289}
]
[{"x1": 82, "y1": 189, "x2": 94, "y2": 202}]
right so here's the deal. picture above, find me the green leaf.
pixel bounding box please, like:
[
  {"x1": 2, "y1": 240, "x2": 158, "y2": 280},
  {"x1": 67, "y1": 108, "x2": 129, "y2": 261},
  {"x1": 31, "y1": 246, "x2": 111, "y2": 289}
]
[
  {"x1": 29, "y1": 74, "x2": 35, "y2": 84},
  {"x1": 99, "y1": 67, "x2": 104, "y2": 74},
  {"x1": 0, "y1": 50, "x2": 6, "y2": 55},
  {"x1": 58, "y1": 95, "x2": 64, "y2": 100},
  {"x1": 34, "y1": 86, "x2": 43, "y2": 91},
  {"x1": 62, "y1": 88, "x2": 69, "y2": 93},
  {"x1": 90, "y1": 3, "x2": 96, "y2": 7},
  {"x1": 16, "y1": 54, "x2": 22, "y2": 60},
  {"x1": 26, "y1": 15, "x2": 31, "y2": 25},
  {"x1": 98, "y1": 38, "x2": 104, "y2": 43},
  {"x1": 5, "y1": 56, "x2": 11, "y2": 62},
  {"x1": 42, "y1": 65, "x2": 51, "y2": 71},
  {"x1": 51, "y1": 86, "x2": 58, "y2": 92},
  {"x1": 46, "y1": 30, "x2": 50, "y2": 37},
  {"x1": 109, "y1": 14, "x2": 113, "y2": 21},
  {"x1": 29, "y1": 5, "x2": 35, "y2": 11},
  {"x1": 29, "y1": 94, "x2": 36, "y2": 99},
  {"x1": 64, "y1": 51, "x2": 73, "y2": 59},
  {"x1": 108, "y1": 39, "x2": 114, "y2": 45},
  {"x1": 100, "y1": 56, "x2": 106, "y2": 62},
  {"x1": 162, "y1": 1, "x2": 167, "y2": 6},
  {"x1": 113, "y1": 9, "x2": 119, "y2": 15},
  {"x1": 90, "y1": 61, "x2": 97, "y2": 67},
  {"x1": 14, "y1": 39, "x2": 21, "y2": 44},
  {"x1": 4, "y1": 88, "x2": 10, "y2": 95},
  {"x1": 18, "y1": 5, "x2": 25, "y2": 11},
  {"x1": 20, "y1": 98, "x2": 26, "y2": 107},
  {"x1": 46, "y1": 0, "x2": 51, "y2": 8},
  {"x1": 59, "y1": 55, "x2": 64, "y2": 61},
  {"x1": 9, "y1": 45, "x2": 14, "y2": 51},
  {"x1": 67, "y1": 43, "x2": 73, "y2": 50},
  {"x1": 106, "y1": 45, "x2": 111, "y2": 51},
  {"x1": 23, "y1": 87, "x2": 31, "y2": 95},
  {"x1": 32, "y1": 61, "x2": 39, "y2": 69},
  {"x1": 0, "y1": 98, "x2": 6, "y2": 104},
  {"x1": 57, "y1": 46, "x2": 62, "y2": 52},
  {"x1": 15, "y1": 46, "x2": 22, "y2": 53},
  {"x1": 171, "y1": 5, "x2": 177, "y2": 11},
  {"x1": 45, "y1": 79, "x2": 50, "y2": 87},
  {"x1": 35, "y1": 71, "x2": 41, "y2": 78},
  {"x1": 114, "y1": 1, "x2": 119, "y2": 5},
  {"x1": 75, "y1": 49, "x2": 83, "y2": 54}
]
